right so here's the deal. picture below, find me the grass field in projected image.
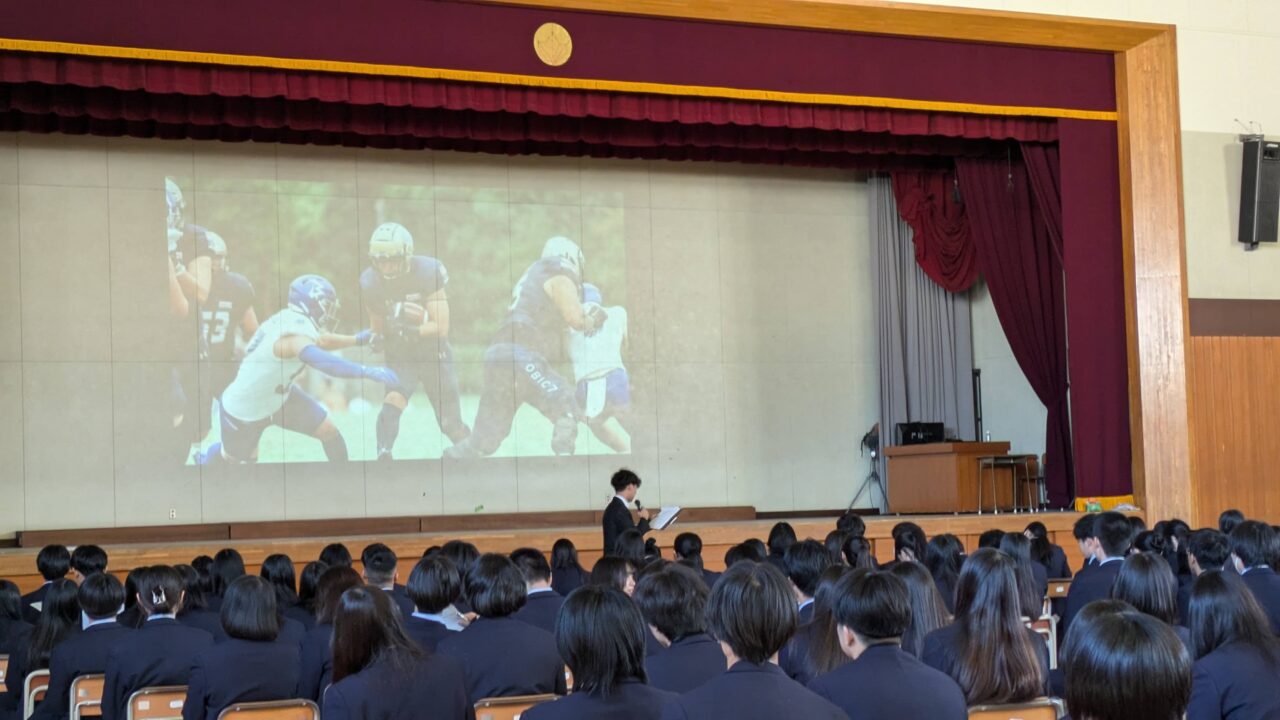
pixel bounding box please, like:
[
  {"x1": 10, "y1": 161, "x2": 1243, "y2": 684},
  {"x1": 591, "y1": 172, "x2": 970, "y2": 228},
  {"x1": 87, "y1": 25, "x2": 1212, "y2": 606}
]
[{"x1": 189, "y1": 393, "x2": 629, "y2": 463}]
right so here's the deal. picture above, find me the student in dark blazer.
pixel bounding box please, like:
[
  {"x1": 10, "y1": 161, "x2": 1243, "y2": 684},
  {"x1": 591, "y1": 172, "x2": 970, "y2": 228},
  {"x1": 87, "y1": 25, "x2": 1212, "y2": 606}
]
[
  {"x1": 4, "y1": 578, "x2": 80, "y2": 713},
  {"x1": 550, "y1": 539, "x2": 590, "y2": 598},
  {"x1": 176, "y1": 564, "x2": 222, "y2": 637},
  {"x1": 1025, "y1": 521, "x2": 1072, "y2": 579},
  {"x1": 779, "y1": 565, "x2": 852, "y2": 686},
  {"x1": 1180, "y1": 530, "x2": 1231, "y2": 625},
  {"x1": 1072, "y1": 513, "x2": 1100, "y2": 575},
  {"x1": 359, "y1": 543, "x2": 416, "y2": 618},
  {"x1": 1186, "y1": 570, "x2": 1280, "y2": 720},
  {"x1": 32, "y1": 574, "x2": 133, "y2": 720},
  {"x1": 603, "y1": 469, "x2": 651, "y2": 556},
  {"x1": 21, "y1": 545, "x2": 70, "y2": 624},
  {"x1": 103, "y1": 566, "x2": 215, "y2": 720},
  {"x1": 525, "y1": 585, "x2": 676, "y2": 720},
  {"x1": 633, "y1": 564, "x2": 725, "y2": 694},
  {"x1": 322, "y1": 586, "x2": 473, "y2": 720},
  {"x1": 1000, "y1": 533, "x2": 1048, "y2": 620},
  {"x1": 783, "y1": 541, "x2": 831, "y2": 627},
  {"x1": 403, "y1": 555, "x2": 461, "y2": 653},
  {"x1": 765, "y1": 522, "x2": 797, "y2": 571},
  {"x1": 1111, "y1": 552, "x2": 1191, "y2": 648},
  {"x1": 115, "y1": 570, "x2": 148, "y2": 630},
  {"x1": 207, "y1": 548, "x2": 247, "y2": 613},
  {"x1": 438, "y1": 554, "x2": 567, "y2": 703},
  {"x1": 1228, "y1": 521, "x2": 1280, "y2": 634},
  {"x1": 183, "y1": 576, "x2": 301, "y2": 720},
  {"x1": 68, "y1": 545, "x2": 108, "y2": 585},
  {"x1": 511, "y1": 548, "x2": 564, "y2": 635},
  {"x1": 924, "y1": 535, "x2": 964, "y2": 614},
  {"x1": 1063, "y1": 512, "x2": 1131, "y2": 633},
  {"x1": 808, "y1": 570, "x2": 966, "y2": 720},
  {"x1": 0, "y1": 581, "x2": 34, "y2": 716},
  {"x1": 260, "y1": 553, "x2": 315, "y2": 630},
  {"x1": 658, "y1": 562, "x2": 845, "y2": 720},
  {"x1": 298, "y1": 566, "x2": 362, "y2": 702},
  {"x1": 672, "y1": 534, "x2": 720, "y2": 589}
]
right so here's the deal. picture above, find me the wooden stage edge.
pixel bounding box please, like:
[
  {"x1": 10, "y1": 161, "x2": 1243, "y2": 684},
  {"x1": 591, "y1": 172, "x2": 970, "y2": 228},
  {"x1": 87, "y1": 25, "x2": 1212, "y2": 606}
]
[{"x1": 0, "y1": 510, "x2": 1113, "y2": 595}]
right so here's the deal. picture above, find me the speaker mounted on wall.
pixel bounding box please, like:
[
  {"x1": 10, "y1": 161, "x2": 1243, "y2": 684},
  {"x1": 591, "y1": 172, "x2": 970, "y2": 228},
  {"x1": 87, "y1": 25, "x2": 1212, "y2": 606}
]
[{"x1": 1239, "y1": 134, "x2": 1280, "y2": 251}]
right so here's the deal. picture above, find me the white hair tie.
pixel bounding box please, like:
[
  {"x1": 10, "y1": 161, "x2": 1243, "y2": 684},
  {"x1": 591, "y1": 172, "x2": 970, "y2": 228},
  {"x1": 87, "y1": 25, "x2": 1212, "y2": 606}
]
[{"x1": 152, "y1": 588, "x2": 166, "y2": 606}]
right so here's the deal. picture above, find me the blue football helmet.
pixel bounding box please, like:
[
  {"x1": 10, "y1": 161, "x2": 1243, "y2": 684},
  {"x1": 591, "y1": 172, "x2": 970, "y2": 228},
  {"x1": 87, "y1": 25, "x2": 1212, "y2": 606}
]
[
  {"x1": 288, "y1": 274, "x2": 340, "y2": 332},
  {"x1": 582, "y1": 282, "x2": 602, "y2": 305}
]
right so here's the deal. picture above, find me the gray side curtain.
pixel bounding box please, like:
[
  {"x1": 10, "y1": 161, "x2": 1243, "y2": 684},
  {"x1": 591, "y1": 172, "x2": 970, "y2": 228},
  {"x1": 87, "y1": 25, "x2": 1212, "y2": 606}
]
[{"x1": 871, "y1": 177, "x2": 976, "y2": 506}]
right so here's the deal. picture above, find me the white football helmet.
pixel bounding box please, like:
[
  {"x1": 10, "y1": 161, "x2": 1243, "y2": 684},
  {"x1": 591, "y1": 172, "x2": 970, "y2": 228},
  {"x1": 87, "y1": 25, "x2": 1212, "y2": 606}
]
[
  {"x1": 165, "y1": 177, "x2": 185, "y2": 232},
  {"x1": 541, "y1": 236, "x2": 584, "y2": 278},
  {"x1": 369, "y1": 222, "x2": 414, "y2": 279},
  {"x1": 204, "y1": 229, "x2": 228, "y2": 271}
]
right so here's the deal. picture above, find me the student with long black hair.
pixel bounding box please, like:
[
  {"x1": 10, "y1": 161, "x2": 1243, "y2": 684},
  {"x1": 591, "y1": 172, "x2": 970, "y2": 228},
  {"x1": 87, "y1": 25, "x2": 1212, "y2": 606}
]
[
  {"x1": 1186, "y1": 570, "x2": 1280, "y2": 720},
  {"x1": 841, "y1": 535, "x2": 877, "y2": 571},
  {"x1": 590, "y1": 557, "x2": 637, "y2": 596},
  {"x1": 261, "y1": 553, "x2": 313, "y2": 629},
  {"x1": 115, "y1": 568, "x2": 146, "y2": 629},
  {"x1": 888, "y1": 562, "x2": 951, "y2": 658},
  {"x1": 323, "y1": 586, "x2": 473, "y2": 720},
  {"x1": 1111, "y1": 552, "x2": 1189, "y2": 646},
  {"x1": 673, "y1": 532, "x2": 719, "y2": 587},
  {"x1": 780, "y1": 565, "x2": 851, "y2": 685},
  {"x1": 633, "y1": 563, "x2": 723, "y2": 694},
  {"x1": 766, "y1": 522, "x2": 797, "y2": 570},
  {"x1": 32, "y1": 574, "x2": 131, "y2": 720},
  {"x1": 4, "y1": 578, "x2": 79, "y2": 712},
  {"x1": 208, "y1": 548, "x2": 246, "y2": 611},
  {"x1": 1024, "y1": 521, "x2": 1072, "y2": 578},
  {"x1": 176, "y1": 564, "x2": 222, "y2": 637},
  {"x1": 0, "y1": 580, "x2": 32, "y2": 715},
  {"x1": 298, "y1": 565, "x2": 362, "y2": 702},
  {"x1": 551, "y1": 538, "x2": 589, "y2": 597},
  {"x1": 999, "y1": 532, "x2": 1048, "y2": 619},
  {"x1": 319, "y1": 543, "x2": 352, "y2": 569},
  {"x1": 923, "y1": 534, "x2": 964, "y2": 613},
  {"x1": 613, "y1": 530, "x2": 648, "y2": 569},
  {"x1": 296, "y1": 560, "x2": 327, "y2": 621}
]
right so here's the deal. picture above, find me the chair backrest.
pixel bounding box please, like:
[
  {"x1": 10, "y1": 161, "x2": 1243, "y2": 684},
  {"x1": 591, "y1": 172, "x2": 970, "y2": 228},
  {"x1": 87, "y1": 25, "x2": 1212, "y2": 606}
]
[
  {"x1": 127, "y1": 686, "x2": 188, "y2": 720},
  {"x1": 0, "y1": 654, "x2": 8, "y2": 685},
  {"x1": 968, "y1": 697, "x2": 1064, "y2": 720},
  {"x1": 215, "y1": 699, "x2": 319, "y2": 720},
  {"x1": 474, "y1": 694, "x2": 558, "y2": 720},
  {"x1": 23, "y1": 669, "x2": 51, "y2": 720},
  {"x1": 1047, "y1": 579, "x2": 1071, "y2": 598},
  {"x1": 70, "y1": 673, "x2": 106, "y2": 719}
]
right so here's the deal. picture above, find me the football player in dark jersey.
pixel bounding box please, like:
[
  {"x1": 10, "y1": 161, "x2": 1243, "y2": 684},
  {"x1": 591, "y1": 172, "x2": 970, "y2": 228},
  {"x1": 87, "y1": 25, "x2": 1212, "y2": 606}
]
[
  {"x1": 194, "y1": 229, "x2": 259, "y2": 398},
  {"x1": 359, "y1": 222, "x2": 470, "y2": 460},
  {"x1": 445, "y1": 236, "x2": 606, "y2": 458}
]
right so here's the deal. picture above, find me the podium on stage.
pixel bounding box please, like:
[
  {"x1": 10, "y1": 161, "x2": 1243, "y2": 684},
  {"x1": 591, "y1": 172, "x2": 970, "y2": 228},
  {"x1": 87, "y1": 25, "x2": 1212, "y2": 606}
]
[{"x1": 884, "y1": 442, "x2": 1027, "y2": 514}]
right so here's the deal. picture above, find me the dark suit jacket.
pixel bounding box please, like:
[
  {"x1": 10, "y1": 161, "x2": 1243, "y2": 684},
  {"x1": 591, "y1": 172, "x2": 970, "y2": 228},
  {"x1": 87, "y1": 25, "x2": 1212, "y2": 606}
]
[
  {"x1": 31, "y1": 621, "x2": 133, "y2": 720},
  {"x1": 524, "y1": 680, "x2": 675, "y2": 720},
  {"x1": 645, "y1": 633, "x2": 725, "y2": 694},
  {"x1": 1030, "y1": 561, "x2": 1049, "y2": 604},
  {"x1": 116, "y1": 606, "x2": 146, "y2": 630},
  {"x1": 514, "y1": 590, "x2": 564, "y2": 635},
  {"x1": 603, "y1": 497, "x2": 649, "y2": 555},
  {"x1": 211, "y1": 615, "x2": 305, "y2": 649},
  {"x1": 1043, "y1": 545, "x2": 1073, "y2": 579},
  {"x1": 551, "y1": 567, "x2": 588, "y2": 598},
  {"x1": 437, "y1": 616, "x2": 567, "y2": 703},
  {"x1": 102, "y1": 618, "x2": 214, "y2": 720},
  {"x1": 658, "y1": 661, "x2": 845, "y2": 720},
  {"x1": 797, "y1": 601, "x2": 815, "y2": 626},
  {"x1": 178, "y1": 609, "x2": 222, "y2": 638},
  {"x1": 321, "y1": 655, "x2": 475, "y2": 720},
  {"x1": 1062, "y1": 557, "x2": 1123, "y2": 633},
  {"x1": 388, "y1": 585, "x2": 416, "y2": 619},
  {"x1": 700, "y1": 569, "x2": 721, "y2": 589},
  {"x1": 298, "y1": 624, "x2": 333, "y2": 702},
  {"x1": 1240, "y1": 567, "x2": 1280, "y2": 635},
  {"x1": 1187, "y1": 641, "x2": 1280, "y2": 720},
  {"x1": 282, "y1": 603, "x2": 316, "y2": 631},
  {"x1": 809, "y1": 644, "x2": 967, "y2": 720},
  {"x1": 921, "y1": 622, "x2": 1051, "y2": 697},
  {"x1": 20, "y1": 584, "x2": 50, "y2": 625},
  {"x1": 1178, "y1": 574, "x2": 1196, "y2": 626},
  {"x1": 404, "y1": 615, "x2": 453, "y2": 653},
  {"x1": 182, "y1": 638, "x2": 301, "y2": 720},
  {"x1": 779, "y1": 624, "x2": 814, "y2": 685},
  {"x1": 0, "y1": 619, "x2": 33, "y2": 713}
]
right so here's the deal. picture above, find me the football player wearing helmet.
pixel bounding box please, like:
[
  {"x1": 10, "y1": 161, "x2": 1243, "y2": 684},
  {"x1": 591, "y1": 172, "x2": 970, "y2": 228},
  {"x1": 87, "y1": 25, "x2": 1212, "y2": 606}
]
[
  {"x1": 445, "y1": 236, "x2": 606, "y2": 458},
  {"x1": 568, "y1": 282, "x2": 631, "y2": 453},
  {"x1": 359, "y1": 222, "x2": 470, "y2": 460},
  {"x1": 195, "y1": 229, "x2": 259, "y2": 374},
  {"x1": 197, "y1": 274, "x2": 393, "y2": 464}
]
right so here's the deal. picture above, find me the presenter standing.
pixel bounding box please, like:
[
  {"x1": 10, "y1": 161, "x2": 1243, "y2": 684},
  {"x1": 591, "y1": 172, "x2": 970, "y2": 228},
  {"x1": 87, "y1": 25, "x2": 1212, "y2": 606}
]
[{"x1": 603, "y1": 469, "x2": 651, "y2": 555}]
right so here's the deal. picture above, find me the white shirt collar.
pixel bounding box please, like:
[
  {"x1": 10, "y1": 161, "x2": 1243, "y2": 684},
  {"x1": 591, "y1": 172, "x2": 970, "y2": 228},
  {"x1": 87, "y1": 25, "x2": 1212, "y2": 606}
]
[
  {"x1": 412, "y1": 611, "x2": 448, "y2": 625},
  {"x1": 614, "y1": 494, "x2": 632, "y2": 508},
  {"x1": 1098, "y1": 556, "x2": 1124, "y2": 566},
  {"x1": 798, "y1": 598, "x2": 815, "y2": 611},
  {"x1": 528, "y1": 587, "x2": 555, "y2": 596},
  {"x1": 1244, "y1": 564, "x2": 1272, "y2": 575},
  {"x1": 146, "y1": 613, "x2": 177, "y2": 621},
  {"x1": 83, "y1": 613, "x2": 116, "y2": 630}
]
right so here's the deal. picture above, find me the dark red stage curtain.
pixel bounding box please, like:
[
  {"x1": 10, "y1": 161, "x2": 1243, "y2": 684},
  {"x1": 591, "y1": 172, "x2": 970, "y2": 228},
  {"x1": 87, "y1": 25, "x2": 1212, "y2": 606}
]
[
  {"x1": 957, "y1": 155, "x2": 1074, "y2": 506},
  {"x1": 890, "y1": 170, "x2": 978, "y2": 292}
]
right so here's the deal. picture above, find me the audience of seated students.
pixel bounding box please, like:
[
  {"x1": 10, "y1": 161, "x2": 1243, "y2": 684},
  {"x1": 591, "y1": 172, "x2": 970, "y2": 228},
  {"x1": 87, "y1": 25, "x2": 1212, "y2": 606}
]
[
  {"x1": 183, "y1": 576, "x2": 301, "y2": 720},
  {"x1": 783, "y1": 540, "x2": 831, "y2": 626},
  {"x1": 31, "y1": 573, "x2": 131, "y2": 720},
  {"x1": 809, "y1": 570, "x2": 967, "y2": 720},
  {"x1": 1064, "y1": 511, "x2": 1132, "y2": 632},
  {"x1": 510, "y1": 548, "x2": 563, "y2": 635},
  {"x1": 4, "y1": 578, "x2": 78, "y2": 711},
  {"x1": 208, "y1": 548, "x2": 246, "y2": 612},
  {"x1": 1063, "y1": 600, "x2": 1191, "y2": 720},
  {"x1": 590, "y1": 557, "x2": 637, "y2": 596},
  {"x1": 298, "y1": 565, "x2": 363, "y2": 702},
  {"x1": 658, "y1": 561, "x2": 844, "y2": 720},
  {"x1": 1025, "y1": 521, "x2": 1073, "y2": 578},
  {"x1": 1186, "y1": 570, "x2": 1280, "y2": 720},
  {"x1": 890, "y1": 522, "x2": 928, "y2": 568},
  {"x1": 20, "y1": 545, "x2": 69, "y2": 624},
  {"x1": 673, "y1": 532, "x2": 719, "y2": 588},
  {"x1": 319, "y1": 542, "x2": 353, "y2": 569},
  {"x1": 1219, "y1": 509, "x2": 1246, "y2": 538},
  {"x1": 1181, "y1": 529, "x2": 1231, "y2": 622},
  {"x1": 525, "y1": 585, "x2": 676, "y2": 720},
  {"x1": 632, "y1": 563, "x2": 723, "y2": 694},
  {"x1": 999, "y1": 532, "x2": 1049, "y2": 619},
  {"x1": 437, "y1": 553, "x2": 567, "y2": 703},
  {"x1": 261, "y1": 553, "x2": 313, "y2": 630},
  {"x1": 765, "y1": 522, "x2": 797, "y2": 570},
  {"x1": 1227, "y1": 520, "x2": 1280, "y2": 634},
  {"x1": 115, "y1": 569, "x2": 147, "y2": 629},
  {"x1": 69, "y1": 544, "x2": 108, "y2": 584},
  {"x1": 840, "y1": 535, "x2": 878, "y2": 571},
  {"x1": 103, "y1": 566, "x2": 215, "y2": 720},
  {"x1": 359, "y1": 543, "x2": 414, "y2": 618},
  {"x1": 322, "y1": 586, "x2": 472, "y2": 720},
  {"x1": 296, "y1": 560, "x2": 327, "y2": 621},
  {"x1": 551, "y1": 539, "x2": 589, "y2": 597},
  {"x1": 780, "y1": 565, "x2": 851, "y2": 686},
  {"x1": 176, "y1": 564, "x2": 222, "y2": 637},
  {"x1": 924, "y1": 534, "x2": 965, "y2": 613},
  {"x1": 888, "y1": 561, "x2": 952, "y2": 658},
  {"x1": 1111, "y1": 552, "x2": 1190, "y2": 647},
  {"x1": 0, "y1": 580, "x2": 32, "y2": 716},
  {"x1": 922, "y1": 548, "x2": 1049, "y2": 705}
]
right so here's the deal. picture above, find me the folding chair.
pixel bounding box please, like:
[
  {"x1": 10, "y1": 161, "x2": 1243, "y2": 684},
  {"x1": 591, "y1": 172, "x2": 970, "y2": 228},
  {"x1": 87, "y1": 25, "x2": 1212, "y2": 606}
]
[
  {"x1": 475, "y1": 694, "x2": 558, "y2": 720},
  {"x1": 0, "y1": 654, "x2": 8, "y2": 686},
  {"x1": 127, "y1": 686, "x2": 188, "y2": 720},
  {"x1": 70, "y1": 673, "x2": 106, "y2": 719},
  {"x1": 22, "y1": 669, "x2": 50, "y2": 720},
  {"x1": 968, "y1": 697, "x2": 1065, "y2": 720},
  {"x1": 1027, "y1": 615, "x2": 1058, "y2": 670},
  {"x1": 1047, "y1": 579, "x2": 1071, "y2": 599},
  {"x1": 215, "y1": 699, "x2": 319, "y2": 720}
]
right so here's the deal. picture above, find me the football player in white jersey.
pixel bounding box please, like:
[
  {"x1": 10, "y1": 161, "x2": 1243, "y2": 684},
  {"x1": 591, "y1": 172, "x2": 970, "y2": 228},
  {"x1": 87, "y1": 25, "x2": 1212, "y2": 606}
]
[
  {"x1": 568, "y1": 282, "x2": 631, "y2": 452},
  {"x1": 197, "y1": 274, "x2": 396, "y2": 464}
]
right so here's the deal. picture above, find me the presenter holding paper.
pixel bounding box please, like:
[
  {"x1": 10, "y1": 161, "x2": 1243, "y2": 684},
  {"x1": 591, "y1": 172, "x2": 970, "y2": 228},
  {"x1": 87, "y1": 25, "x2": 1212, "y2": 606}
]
[{"x1": 603, "y1": 469, "x2": 651, "y2": 555}]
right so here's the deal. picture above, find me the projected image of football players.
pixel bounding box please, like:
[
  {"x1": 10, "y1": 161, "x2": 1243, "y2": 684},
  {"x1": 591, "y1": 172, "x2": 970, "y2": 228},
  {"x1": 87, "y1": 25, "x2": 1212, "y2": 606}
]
[
  {"x1": 359, "y1": 222, "x2": 470, "y2": 460},
  {"x1": 194, "y1": 230, "x2": 259, "y2": 378},
  {"x1": 197, "y1": 275, "x2": 394, "y2": 465},
  {"x1": 165, "y1": 178, "x2": 200, "y2": 461},
  {"x1": 445, "y1": 236, "x2": 606, "y2": 458},
  {"x1": 569, "y1": 282, "x2": 631, "y2": 453}
]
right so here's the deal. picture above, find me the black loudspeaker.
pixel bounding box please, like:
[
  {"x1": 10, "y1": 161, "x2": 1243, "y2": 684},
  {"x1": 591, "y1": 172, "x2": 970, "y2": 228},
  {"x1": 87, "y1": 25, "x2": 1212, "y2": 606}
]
[{"x1": 1239, "y1": 135, "x2": 1280, "y2": 250}]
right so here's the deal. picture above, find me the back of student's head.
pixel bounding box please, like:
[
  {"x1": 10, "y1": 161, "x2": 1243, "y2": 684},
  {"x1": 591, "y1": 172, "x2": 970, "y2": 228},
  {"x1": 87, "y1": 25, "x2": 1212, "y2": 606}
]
[
  {"x1": 298, "y1": 560, "x2": 328, "y2": 613},
  {"x1": 892, "y1": 522, "x2": 927, "y2": 561},
  {"x1": 331, "y1": 586, "x2": 421, "y2": 683},
  {"x1": 673, "y1": 533, "x2": 704, "y2": 569},
  {"x1": 191, "y1": 555, "x2": 215, "y2": 597},
  {"x1": 36, "y1": 545, "x2": 71, "y2": 582},
  {"x1": 315, "y1": 565, "x2": 364, "y2": 625},
  {"x1": 951, "y1": 548, "x2": 1045, "y2": 705},
  {"x1": 1093, "y1": 512, "x2": 1132, "y2": 558},
  {"x1": 71, "y1": 544, "x2": 108, "y2": 578},
  {"x1": 833, "y1": 570, "x2": 911, "y2": 643},
  {"x1": 1073, "y1": 514, "x2": 1097, "y2": 541},
  {"x1": 705, "y1": 561, "x2": 796, "y2": 664},
  {"x1": 767, "y1": 522, "x2": 797, "y2": 557},
  {"x1": 78, "y1": 572, "x2": 125, "y2": 620},
  {"x1": 612, "y1": 529, "x2": 647, "y2": 566},
  {"x1": 925, "y1": 534, "x2": 965, "y2": 584},
  {"x1": 407, "y1": 556, "x2": 461, "y2": 615},
  {"x1": 724, "y1": 542, "x2": 764, "y2": 568},
  {"x1": 467, "y1": 554, "x2": 527, "y2": 618},
  {"x1": 610, "y1": 468, "x2": 642, "y2": 492},
  {"x1": 27, "y1": 578, "x2": 80, "y2": 669},
  {"x1": 998, "y1": 533, "x2": 1043, "y2": 619},
  {"x1": 836, "y1": 511, "x2": 866, "y2": 538},
  {"x1": 590, "y1": 557, "x2": 636, "y2": 595},
  {"x1": 551, "y1": 539, "x2": 584, "y2": 573},
  {"x1": 841, "y1": 535, "x2": 877, "y2": 571},
  {"x1": 1127, "y1": 516, "x2": 1148, "y2": 544},
  {"x1": 1024, "y1": 521, "x2": 1052, "y2": 565},
  {"x1": 784, "y1": 539, "x2": 831, "y2": 598},
  {"x1": 259, "y1": 554, "x2": 298, "y2": 607},
  {"x1": 211, "y1": 548, "x2": 246, "y2": 596},
  {"x1": 1187, "y1": 529, "x2": 1229, "y2": 573},
  {"x1": 175, "y1": 564, "x2": 207, "y2": 613},
  {"x1": 221, "y1": 575, "x2": 280, "y2": 642},
  {"x1": 360, "y1": 543, "x2": 398, "y2": 587},
  {"x1": 0, "y1": 579, "x2": 22, "y2": 622},
  {"x1": 889, "y1": 561, "x2": 951, "y2": 657},
  {"x1": 555, "y1": 584, "x2": 647, "y2": 697},
  {"x1": 977, "y1": 529, "x2": 1005, "y2": 550},
  {"x1": 823, "y1": 531, "x2": 848, "y2": 565},
  {"x1": 633, "y1": 562, "x2": 707, "y2": 644},
  {"x1": 319, "y1": 543, "x2": 352, "y2": 568},
  {"x1": 1219, "y1": 509, "x2": 1246, "y2": 536},
  {"x1": 509, "y1": 548, "x2": 552, "y2": 588},
  {"x1": 1229, "y1": 520, "x2": 1276, "y2": 569},
  {"x1": 439, "y1": 540, "x2": 481, "y2": 580},
  {"x1": 1063, "y1": 601, "x2": 1191, "y2": 720},
  {"x1": 1188, "y1": 569, "x2": 1280, "y2": 666},
  {"x1": 136, "y1": 565, "x2": 185, "y2": 616},
  {"x1": 1111, "y1": 552, "x2": 1179, "y2": 625},
  {"x1": 1132, "y1": 531, "x2": 1166, "y2": 556}
]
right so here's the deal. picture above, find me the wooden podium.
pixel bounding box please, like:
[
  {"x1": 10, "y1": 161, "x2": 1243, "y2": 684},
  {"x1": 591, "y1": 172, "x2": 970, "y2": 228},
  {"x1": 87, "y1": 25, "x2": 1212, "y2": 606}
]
[{"x1": 884, "y1": 442, "x2": 1013, "y2": 513}]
